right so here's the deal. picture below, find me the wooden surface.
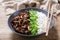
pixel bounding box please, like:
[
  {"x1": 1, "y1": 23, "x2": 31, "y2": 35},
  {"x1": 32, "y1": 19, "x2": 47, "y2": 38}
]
[{"x1": 0, "y1": 4, "x2": 60, "y2": 40}]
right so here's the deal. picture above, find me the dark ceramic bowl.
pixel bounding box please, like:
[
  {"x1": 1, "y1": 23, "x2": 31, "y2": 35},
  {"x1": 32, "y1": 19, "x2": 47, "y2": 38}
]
[{"x1": 8, "y1": 8, "x2": 55, "y2": 37}]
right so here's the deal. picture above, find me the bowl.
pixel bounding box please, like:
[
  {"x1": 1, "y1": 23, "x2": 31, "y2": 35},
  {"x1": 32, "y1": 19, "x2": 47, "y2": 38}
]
[{"x1": 8, "y1": 8, "x2": 55, "y2": 37}]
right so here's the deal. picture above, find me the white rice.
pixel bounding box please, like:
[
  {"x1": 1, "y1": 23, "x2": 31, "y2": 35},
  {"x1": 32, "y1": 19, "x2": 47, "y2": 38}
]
[{"x1": 36, "y1": 11, "x2": 47, "y2": 34}]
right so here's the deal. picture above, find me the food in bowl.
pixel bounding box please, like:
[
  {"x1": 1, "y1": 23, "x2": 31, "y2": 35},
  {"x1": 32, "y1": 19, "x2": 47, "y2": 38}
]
[{"x1": 11, "y1": 9, "x2": 47, "y2": 35}]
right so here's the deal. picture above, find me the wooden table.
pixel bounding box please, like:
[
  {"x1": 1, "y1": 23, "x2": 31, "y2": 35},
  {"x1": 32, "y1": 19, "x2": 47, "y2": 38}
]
[{"x1": 0, "y1": 4, "x2": 60, "y2": 40}]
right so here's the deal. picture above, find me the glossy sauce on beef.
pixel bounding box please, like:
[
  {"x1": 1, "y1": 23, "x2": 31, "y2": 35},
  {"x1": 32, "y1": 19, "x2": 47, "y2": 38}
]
[{"x1": 11, "y1": 11, "x2": 30, "y2": 35}]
